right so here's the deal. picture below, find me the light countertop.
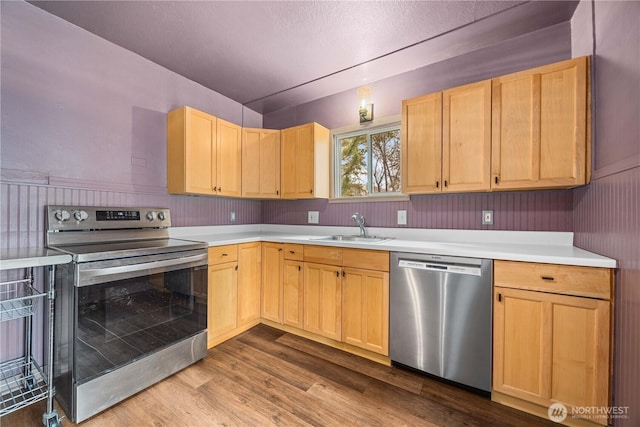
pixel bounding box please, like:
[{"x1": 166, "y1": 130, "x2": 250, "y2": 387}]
[
  {"x1": 170, "y1": 225, "x2": 617, "y2": 269},
  {"x1": 0, "y1": 248, "x2": 73, "y2": 271}
]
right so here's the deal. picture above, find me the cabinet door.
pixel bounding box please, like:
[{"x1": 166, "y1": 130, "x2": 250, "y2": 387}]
[
  {"x1": 493, "y1": 287, "x2": 549, "y2": 402},
  {"x1": 494, "y1": 287, "x2": 610, "y2": 413},
  {"x1": 281, "y1": 124, "x2": 314, "y2": 199},
  {"x1": 216, "y1": 118, "x2": 242, "y2": 197},
  {"x1": 442, "y1": 80, "x2": 492, "y2": 192},
  {"x1": 237, "y1": 242, "x2": 261, "y2": 327},
  {"x1": 401, "y1": 92, "x2": 442, "y2": 193},
  {"x1": 242, "y1": 128, "x2": 281, "y2": 198},
  {"x1": 261, "y1": 242, "x2": 283, "y2": 323},
  {"x1": 492, "y1": 57, "x2": 588, "y2": 189},
  {"x1": 303, "y1": 263, "x2": 341, "y2": 341},
  {"x1": 167, "y1": 107, "x2": 217, "y2": 195},
  {"x1": 283, "y1": 260, "x2": 304, "y2": 328},
  {"x1": 208, "y1": 262, "x2": 238, "y2": 345},
  {"x1": 342, "y1": 268, "x2": 389, "y2": 355}
]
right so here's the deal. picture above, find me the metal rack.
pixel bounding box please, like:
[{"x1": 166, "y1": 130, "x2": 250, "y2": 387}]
[{"x1": 0, "y1": 266, "x2": 61, "y2": 426}]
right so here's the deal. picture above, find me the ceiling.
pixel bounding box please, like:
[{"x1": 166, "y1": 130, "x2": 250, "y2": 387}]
[{"x1": 29, "y1": 1, "x2": 579, "y2": 115}]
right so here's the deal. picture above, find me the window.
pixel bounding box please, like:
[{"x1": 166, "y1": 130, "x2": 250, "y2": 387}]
[{"x1": 335, "y1": 124, "x2": 401, "y2": 197}]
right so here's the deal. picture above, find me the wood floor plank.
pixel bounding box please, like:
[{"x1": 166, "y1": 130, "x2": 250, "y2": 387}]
[
  {"x1": 216, "y1": 338, "x2": 319, "y2": 391},
  {"x1": 206, "y1": 346, "x2": 359, "y2": 426},
  {"x1": 4, "y1": 325, "x2": 558, "y2": 427},
  {"x1": 237, "y1": 327, "x2": 372, "y2": 393},
  {"x1": 276, "y1": 332, "x2": 424, "y2": 394},
  {"x1": 306, "y1": 379, "x2": 438, "y2": 427}
]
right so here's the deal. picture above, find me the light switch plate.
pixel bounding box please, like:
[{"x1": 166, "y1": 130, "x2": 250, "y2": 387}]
[
  {"x1": 308, "y1": 211, "x2": 319, "y2": 224},
  {"x1": 397, "y1": 210, "x2": 407, "y2": 225},
  {"x1": 482, "y1": 210, "x2": 494, "y2": 225},
  {"x1": 229, "y1": 211, "x2": 236, "y2": 222}
]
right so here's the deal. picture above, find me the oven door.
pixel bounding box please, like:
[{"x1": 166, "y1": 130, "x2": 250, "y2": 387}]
[{"x1": 73, "y1": 251, "x2": 208, "y2": 384}]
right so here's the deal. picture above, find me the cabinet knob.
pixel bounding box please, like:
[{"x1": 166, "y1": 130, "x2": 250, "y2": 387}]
[
  {"x1": 218, "y1": 187, "x2": 222, "y2": 192},
  {"x1": 310, "y1": 189, "x2": 313, "y2": 194},
  {"x1": 495, "y1": 176, "x2": 500, "y2": 184},
  {"x1": 497, "y1": 293, "x2": 502, "y2": 302},
  {"x1": 444, "y1": 180, "x2": 448, "y2": 188},
  {"x1": 336, "y1": 271, "x2": 340, "y2": 277},
  {"x1": 276, "y1": 190, "x2": 279, "y2": 195},
  {"x1": 213, "y1": 186, "x2": 217, "y2": 191},
  {"x1": 436, "y1": 181, "x2": 439, "y2": 189},
  {"x1": 298, "y1": 266, "x2": 301, "y2": 271},
  {"x1": 541, "y1": 276, "x2": 555, "y2": 281}
]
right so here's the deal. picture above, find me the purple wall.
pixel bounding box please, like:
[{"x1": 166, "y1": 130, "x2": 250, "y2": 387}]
[
  {"x1": 0, "y1": 1, "x2": 262, "y2": 251},
  {"x1": 571, "y1": 1, "x2": 640, "y2": 425},
  {"x1": 264, "y1": 22, "x2": 571, "y2": 130},
  {"x1": 263, "y1": 190, "x2": 573, "y2": 232}
]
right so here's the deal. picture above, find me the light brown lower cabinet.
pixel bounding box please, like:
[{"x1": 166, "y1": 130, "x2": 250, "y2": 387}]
[
  {"x1": 207, "y1": 243, "x2": 261, "y2": 348},
  {"x1": 303, "y1": 262, "x2": 342, "y2": 341},
  {"x1": 283, "y1": 259, "x2": 304, "y2": 328},
  {"x1": 342, "y1": 267, "x2": 389, "y2": 355},
  {"x1": 261, "y1": 242, "x2": 284, "y2": 323},
  {"x1": 492, "y1": 260, "x2": 613, "y2": 426}
]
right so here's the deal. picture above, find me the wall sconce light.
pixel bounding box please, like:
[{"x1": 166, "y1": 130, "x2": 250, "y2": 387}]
[{"x1": 357, "y1": 86, "x2": 373, "y2": 123}]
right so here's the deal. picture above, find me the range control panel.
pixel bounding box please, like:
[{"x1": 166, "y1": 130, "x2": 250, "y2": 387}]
[{"x1": 46, "y1": 205, "x2": 171, "y2": 231}]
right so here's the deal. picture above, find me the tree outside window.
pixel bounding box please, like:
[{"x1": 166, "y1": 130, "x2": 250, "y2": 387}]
[{"x1": 337, "y1": 126, "x2": 400, "y2": 197}]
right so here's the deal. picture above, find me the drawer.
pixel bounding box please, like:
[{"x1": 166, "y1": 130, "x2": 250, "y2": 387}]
[
  {"x1": 343, "y1": 249, "x2": 389, "y2": 272},
  {"x1": 303, "y1": 245, "x2": 343, "y2": 266},
  {"x1": 208, "y1": 245, "x2": 238, "y2": 265},
  {"x1": 284, "y1": 243, "x2": 304, "y2": 261},
  {"x1": 494, "y1": 260, "x2": 613, "y2": 300}
]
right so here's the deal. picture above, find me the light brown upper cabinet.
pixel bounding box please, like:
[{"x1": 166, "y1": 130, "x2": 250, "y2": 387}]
[
  {"x1": 242, "y1": 128, "x2": 281, "y2": 198},
  {"x1": 401, "y1": 80, "x2": 491, "y2": 194},
  {"x1": 491, "y1": 56, "x2": 589, "y2": 190},
  {"x1": 167, "y1": 106, "x2": 241, "y2": 197},
  {"x1": 443, "y1": 80, "x2": 492, "y2": 192},
  {"x1": 401, "y1": 92, "x2": 442, "y2": 194},
  {"x1": 280, "y1": 122, "x2": 330, "y2": 199}
]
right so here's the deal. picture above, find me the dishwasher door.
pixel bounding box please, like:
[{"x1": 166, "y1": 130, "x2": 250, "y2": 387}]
[{"x1": 389, "y1": 253, "x2": 492, "y2": 392}]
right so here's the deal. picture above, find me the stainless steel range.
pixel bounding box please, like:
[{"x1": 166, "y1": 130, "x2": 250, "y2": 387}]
[{"x1": 45, "y1": 206, "x2": 208, "y2": 422}]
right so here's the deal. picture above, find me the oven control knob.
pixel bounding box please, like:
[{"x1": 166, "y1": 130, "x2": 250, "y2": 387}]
[
  {"x1": 146, "y1": 211, "x2": 156, "y2": 221},
  {"x1": 157, "y1": 212, "x2": 166, "y2": 221},
  {"x1": 73, "y1": 210, "x2": 89, "y2": 222},
  {"x1": 54, "y1": 209, "x2": 71, "y2": 222}
]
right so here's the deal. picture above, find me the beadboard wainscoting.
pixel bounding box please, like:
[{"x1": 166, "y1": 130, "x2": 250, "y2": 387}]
[{"x1": 262, "y1": 190, "x2": 574, "y2": 231}]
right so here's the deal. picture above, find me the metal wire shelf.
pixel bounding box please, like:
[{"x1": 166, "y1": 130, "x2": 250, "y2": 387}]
[
  {"x1": 0, "y1": 278, "x2": 46, "y2": 322},
  {"x1": 0, "y1": 357, "x2": 48, "y2": 416}
]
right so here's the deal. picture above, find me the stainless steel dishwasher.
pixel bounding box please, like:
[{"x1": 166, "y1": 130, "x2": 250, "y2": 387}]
[{"x1": 389, "y1": 252, "x2": 492, "y2": 392}]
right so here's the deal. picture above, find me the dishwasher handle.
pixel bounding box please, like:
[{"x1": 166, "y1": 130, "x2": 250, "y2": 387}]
[{"x1": 397, "y1": 259, "x2": 482, "y2": 276}]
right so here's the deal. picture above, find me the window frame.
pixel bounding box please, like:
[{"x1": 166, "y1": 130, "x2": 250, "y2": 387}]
[{"x1": 331, "y1": 116, "x2": 405, "y2": 201}]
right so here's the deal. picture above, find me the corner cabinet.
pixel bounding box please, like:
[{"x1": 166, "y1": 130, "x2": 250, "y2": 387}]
[
  {"x1": 401, "y1": 80, "x2": 491, "y2": 194},
  {"x1": 208, "y1": 243, "x2": 261, "y2": 348},
  {"x1": 492, "y1": 260, "x2": 613, "y2": 426},
  {"x1": 280, "y1": 122, "x2": 330, "y2": 199},
  {"x1": 168, "y1": 106, "x2": 241, "y2": 197},
  {"x1": 492, "y1": 57, "x2": 590, "y2": 190},
  {"x1": 242, "y1": 128, "x2": 281, "y2": 198}
]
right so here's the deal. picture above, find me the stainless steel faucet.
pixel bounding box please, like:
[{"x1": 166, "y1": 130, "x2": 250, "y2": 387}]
[{"x1": 351, "y1": 212, "x2": 367, "y2": 237}]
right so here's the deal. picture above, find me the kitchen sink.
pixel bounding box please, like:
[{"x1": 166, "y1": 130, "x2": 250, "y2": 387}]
[{"x1": 314, "y1": 235, "x2": 394, "y2": 244}]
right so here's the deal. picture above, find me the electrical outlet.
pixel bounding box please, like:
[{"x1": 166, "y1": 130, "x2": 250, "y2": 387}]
[
  {"x1": 229, "y1": 211, "x2": 236, "y2": 222},
  {"x1": 397, "y1": 210, "x2": 407, "y2": 225},
  {"x1": 308, "y1": 211, "x2": 319, "y2": 224},
  {"x1": 482, "y1": 210, "x2": 494, "y2": 225}
]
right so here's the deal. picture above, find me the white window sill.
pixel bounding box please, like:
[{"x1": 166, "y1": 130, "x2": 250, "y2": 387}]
[{"x1": 328, "y1": 194, "x2": 410, "y2": 204}]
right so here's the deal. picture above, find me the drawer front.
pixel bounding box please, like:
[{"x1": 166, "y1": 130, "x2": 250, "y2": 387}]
[
  {"x1": 343, "y1": 249, "x2": 390, "y2": 272},
  {"x1": 208, "y1": 245, "x2": 238, "y2": 265},
  {"x1": 303, "y1": 245, "x2": 343, "y2": 266},
  {"x1": 284, "y1": 243, "x2": 304, "y2": 261},
  {"x1": 494, "y1": 260, "x2": 612, "y2": 300}
]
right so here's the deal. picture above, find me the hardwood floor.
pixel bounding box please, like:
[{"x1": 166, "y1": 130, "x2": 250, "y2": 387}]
[{"x1": 3, "y1": 324, "x2": 555, "y2": 426}]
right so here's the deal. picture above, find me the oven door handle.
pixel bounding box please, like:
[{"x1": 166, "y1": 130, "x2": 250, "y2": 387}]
[{"x1": 78, "y1": 253, "x2": 208, "y2": 286}]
